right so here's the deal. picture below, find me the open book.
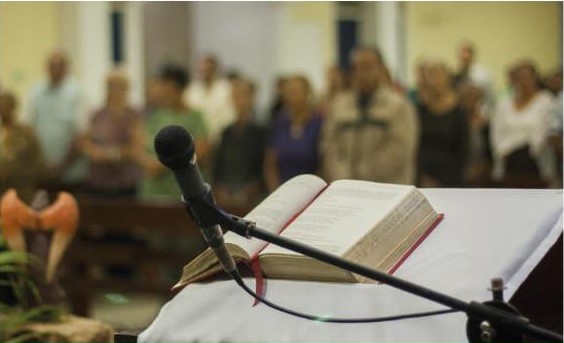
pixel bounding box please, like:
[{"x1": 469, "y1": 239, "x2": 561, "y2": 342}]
[{"x1": 173, "y1": 174, "x2": 441, "y2": 290}]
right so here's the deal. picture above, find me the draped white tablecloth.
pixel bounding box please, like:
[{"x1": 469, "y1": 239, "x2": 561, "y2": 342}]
[{"x1": 140, "y1": 189, "x2": 563, "y2": 342}]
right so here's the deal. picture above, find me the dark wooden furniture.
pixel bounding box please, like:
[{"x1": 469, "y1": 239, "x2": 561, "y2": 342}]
[
  {"x1": 510, "y1": 234, "x2": 563, "y2": 334},
  {"x1": 63, "y1": 196, "x2": 249, "y2": 316}
]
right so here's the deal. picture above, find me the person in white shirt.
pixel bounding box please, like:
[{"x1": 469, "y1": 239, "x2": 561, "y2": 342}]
[
  {"x1": 543, "y1": 67, "x2": 563, "y2": 184},
  {"x1": 25, "y1": 52, "x2": 87, "y2": 186},
  {"x1": 184, "y1": 55, "x2": 234, "y2": 147},
  {"x1": 542, "y1": 67, "x2": 563, "y2": 135},
  {"x1": 490, "y1": 61, "x2": 558, "y2": 186},
  {"x1": 454, "y1": 41, "x2": 495, "y2": 119}
]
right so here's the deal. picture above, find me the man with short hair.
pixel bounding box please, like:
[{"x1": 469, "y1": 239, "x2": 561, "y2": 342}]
[
  {"x1": 138, "y1": 64, "x2": 210, "y2": 200},
  {"x1": 321, "y1": 47, "x2": 419, "y2": 184},
  {"x1": 453, "y1": 41, "x2": 495, "y2": 118},
  {"x1": 26, "y1": 51, "x2": 86, "y2": 187},
  {"x1": 0, "y1": 91, "x2": 47, "y2": 202},
  {"x1": 213, "y1": 79, "x2": 266, "y2": 207},
  {"x1": 185, "y1": 55, "x2": 234, "y2": 147}
]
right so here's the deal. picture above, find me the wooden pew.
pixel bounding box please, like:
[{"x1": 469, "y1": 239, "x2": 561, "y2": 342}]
[{"x1": 63, "y1": 196, "x2": 250, "y2": 316}]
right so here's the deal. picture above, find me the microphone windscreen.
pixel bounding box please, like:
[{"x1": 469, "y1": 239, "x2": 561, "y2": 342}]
[{"x1": 154, "y1": 125, "x2": 195, "y2": 169}]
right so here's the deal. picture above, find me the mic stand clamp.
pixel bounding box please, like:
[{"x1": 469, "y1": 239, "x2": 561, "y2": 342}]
[
  {"x1": 181, "y1": 185, "x2": 222, "y2": 229},
  {"x1": 466, "y1": 278, "x2": 526, "y2": 343}
]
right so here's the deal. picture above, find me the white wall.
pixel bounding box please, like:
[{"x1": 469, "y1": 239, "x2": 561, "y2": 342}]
[
  {"x1": 276, "y1": 2, "x2": 337, "y2": 95},
  {"x1": 189, "y1": 2, "x2": 280, "y2": 118},
  {"x1": 188, "y1": 2, "x2": 337, "y2": 120},
  {"x1": 0, "y1": 2, "x2": 62, "y2": 112},
  {"x1": 405, "y1": 2, "x2": 562, "y2": 91},
  {"x1": 0, "y1": 2, "x2": 109, "y2": 115}
]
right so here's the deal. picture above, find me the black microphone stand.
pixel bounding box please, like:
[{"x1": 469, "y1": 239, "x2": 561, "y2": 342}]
[{"x1": 184, "y1": 196, "x2": 563, "y2": 343}]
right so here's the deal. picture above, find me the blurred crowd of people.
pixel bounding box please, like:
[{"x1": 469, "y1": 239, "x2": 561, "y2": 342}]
[{"x1": 1, "y1": 41, "x2": 562, "y2": 208}]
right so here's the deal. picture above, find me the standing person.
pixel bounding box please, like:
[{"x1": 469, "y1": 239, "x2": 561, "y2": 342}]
[
  {"x1": 184, "y1": 54, "x2": 233, "y2": 147},
  {"x1": 213, "y1": 79, "x2": 266, "y2": 207},
  {"x1": 144, "y1": 77, "x2": 165, "y2": 119},
  {"x1": 417, "y1": 61, "x2": 469, "y2": 187},
  {"x1": 544, "y1": 67, "x2": 563, "y2": 183},
  {"x1": 407, "y1": 58, "x2": 430, "y2": 106},
  {"x1": 25, "y1": 52, "x2": 86, "y2": 189},
  {"x1": 381, "y1": 64, "x2": 406, "y2": 96},
  {"x1": 542, "y1": 67, "x2": 563, "y2": 97},
  {"x1": 321, "y1": 47, "x2": 419, "y2": 184},
  {"x1": 0, "y1": 91, "x2": 47, "y2": 203},
  {"x1": 459, "y1": 81, "x2": 492, "y2": 187},
  {"x1": 491, "y1": 61, "x2": 558, "y2": 187},
  {"x1": 453, "y1": 40, "x2": 495, "y2": 118},
  {"x1": 316, "y1": 66, "x2": 346, "y2": 116},
  {"x1": 265, "y1": 75, "x2": 323, "y2": 191},
  {"x1": 267, "y1": 76, "x2": 288, "y2": 124},
  {"x1": 80, "y1": 71, "x2": 143, "y2": 197},
  {"x1": 137, "y1": 65, "x2": 210, "y2": 201}
]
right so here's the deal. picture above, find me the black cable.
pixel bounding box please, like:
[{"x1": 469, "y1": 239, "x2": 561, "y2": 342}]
[{"x1": 231, "y1": 272, "x2": 460, "y2": 324}]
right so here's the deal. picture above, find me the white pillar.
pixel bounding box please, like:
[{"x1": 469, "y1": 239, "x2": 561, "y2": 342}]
[
  {"x1": 61, "y1": 2, "x2": 145, "y2": 109},
  {"x1": 124, "y1": 1, "x2": 145, "y2": 107},
  {"x1": 360, "y1": 2, "x2": 406, "y2": 84},
  {"x1": 376, "y1": 2, "x2": 406, "y2": 84},
  {"x1": 60, "y1": 2, "x2": 111, "y2": 113}
]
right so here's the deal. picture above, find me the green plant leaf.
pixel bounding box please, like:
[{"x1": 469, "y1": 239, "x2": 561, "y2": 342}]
[
  {"x1": 0, "y1": 305, "x2": 62, "y2": 331},
  {"x1": 4, "y1": 331, "x2": 40, "y2": 343},
  {"x1": 0, "y1": 251, "x2": 31, "y2": 264},
  {"x1": 0, "y1": 265, "x2": 23, "y2": 273}
]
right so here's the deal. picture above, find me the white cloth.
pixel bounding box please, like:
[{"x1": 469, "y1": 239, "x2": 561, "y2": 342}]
[
  {"x1": 140, "y1": 188, "x2": 562, "y2": 342},
  {"x1": 467, "y1": 64, "x2": 495, "y2": 118},
  {"x1": 491, "y1": 91, "x2": 557, "y2": 181},
  {"x1": 184, "y1": 78, "x2": 234, "y2": 146}
]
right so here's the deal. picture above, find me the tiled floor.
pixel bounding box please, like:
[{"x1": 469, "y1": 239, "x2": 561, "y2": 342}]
[{"x1": 90, "y1": 292, "x2": 167, "y2": 331}]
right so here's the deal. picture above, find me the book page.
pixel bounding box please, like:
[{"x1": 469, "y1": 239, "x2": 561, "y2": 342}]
[
  {"x1": 261, "y1": 180, "x2": 414, "y2": 256},
  {"x1": 223, "y1": 174, "x2": 328, "y2": 257}
]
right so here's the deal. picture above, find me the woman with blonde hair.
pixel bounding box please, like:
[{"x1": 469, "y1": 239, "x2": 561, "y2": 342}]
[
  {"x1": 417, "y1": 60, "x2": 469, "y2": 187},
  {"x1": 80, "y1": 70, "x2": 143, "y2": 197}
]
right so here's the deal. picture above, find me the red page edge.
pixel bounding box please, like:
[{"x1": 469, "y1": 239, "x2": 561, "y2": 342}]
[{"x1": 387, "y1": 213, "x2": 445, "y2": 275}]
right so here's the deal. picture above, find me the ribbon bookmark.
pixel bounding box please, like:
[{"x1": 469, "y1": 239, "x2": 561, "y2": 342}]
[{"x1": 249, "y1": 257, "x2": 266, "y2": 307}]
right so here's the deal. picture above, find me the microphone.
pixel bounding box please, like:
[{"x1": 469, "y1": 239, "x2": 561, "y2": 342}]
[{"x1": 153, "y1": 125, "x2": 237, "y2": 275}]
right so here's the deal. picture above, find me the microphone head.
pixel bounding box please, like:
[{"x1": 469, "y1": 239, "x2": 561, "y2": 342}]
[{"x1": 154, "y1": 125, "x2": 195, "y2": 169}]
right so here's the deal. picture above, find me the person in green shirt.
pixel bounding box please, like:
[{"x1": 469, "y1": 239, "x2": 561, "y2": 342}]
[{"x1": 136, "y1": 65, "x2": 210, "y2": 201}]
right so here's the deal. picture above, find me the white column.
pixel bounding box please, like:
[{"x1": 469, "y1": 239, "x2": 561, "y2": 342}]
[
  {"x1": 361, "y1": 2, "x2": 406, "y2": 84},
  {"x1": 376, "y1": 2, "x2": 405, "y2": 83},
  {"x1": 124, "y1": 1, "x2": 145, "y2": 107},
  {"x1": 60, "y1": 2, "x2": 111, "y2": 113}
]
